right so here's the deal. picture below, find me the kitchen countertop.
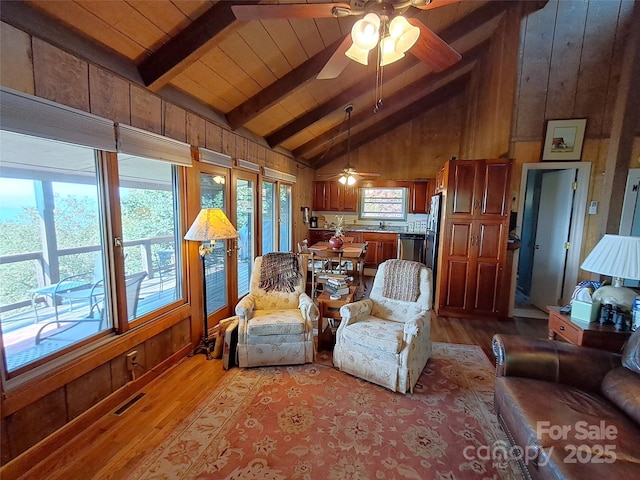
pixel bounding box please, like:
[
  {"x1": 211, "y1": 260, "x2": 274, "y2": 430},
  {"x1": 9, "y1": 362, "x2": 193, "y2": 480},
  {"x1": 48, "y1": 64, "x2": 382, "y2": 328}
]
[{"x1": 309, "y1": 227, "x2": 426, "y2": 235}]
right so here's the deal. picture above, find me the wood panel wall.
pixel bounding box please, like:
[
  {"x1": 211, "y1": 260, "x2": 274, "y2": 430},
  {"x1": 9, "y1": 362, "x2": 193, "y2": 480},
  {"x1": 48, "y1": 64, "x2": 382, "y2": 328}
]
[{"x1": 0, "y1": 20, "x2": 313, "y2": 464}]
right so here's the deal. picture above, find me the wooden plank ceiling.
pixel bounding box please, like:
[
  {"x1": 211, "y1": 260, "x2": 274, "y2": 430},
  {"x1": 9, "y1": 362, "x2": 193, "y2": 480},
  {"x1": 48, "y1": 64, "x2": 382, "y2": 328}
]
[{"x1": 6, "y1": 1, "x2": 537, "y2": 169}]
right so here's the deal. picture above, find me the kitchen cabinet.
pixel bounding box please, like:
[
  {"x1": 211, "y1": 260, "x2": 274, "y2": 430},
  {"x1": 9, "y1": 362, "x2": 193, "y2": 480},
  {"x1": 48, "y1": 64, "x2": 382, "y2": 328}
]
[
  {"x1": 312, "y1": 181, "x2": 358, "y2": 212},
  {"x1": 363, "y1": 232, "x2": 398, "y2": 268},
  {"x1": 435, "y1": 168, "x2": 445, "y2": 194},
  {"x1": 435, "y1": 159, "x2": 512, "y2": 319},
  {"x1": 410, "y1": 180, "x2": 435, "y2": 213}
]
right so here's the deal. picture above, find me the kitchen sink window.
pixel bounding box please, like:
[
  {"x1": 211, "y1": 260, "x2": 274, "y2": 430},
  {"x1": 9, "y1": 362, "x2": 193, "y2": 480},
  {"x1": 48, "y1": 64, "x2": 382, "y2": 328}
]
[{"x1": 359, "y1": 187, "x2": 408, "y2": 221}]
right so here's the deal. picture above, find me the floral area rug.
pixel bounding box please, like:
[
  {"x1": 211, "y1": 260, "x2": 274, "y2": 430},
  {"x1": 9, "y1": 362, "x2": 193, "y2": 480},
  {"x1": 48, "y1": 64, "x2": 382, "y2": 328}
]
[{"x1": 128, "y1": 343, "x2": 522, "y2": 480}]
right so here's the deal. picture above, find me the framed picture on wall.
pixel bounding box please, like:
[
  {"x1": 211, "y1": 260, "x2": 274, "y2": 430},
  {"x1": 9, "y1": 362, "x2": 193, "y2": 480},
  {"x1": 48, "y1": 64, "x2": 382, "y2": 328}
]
[{"x1": 542, "y1": 119, "x2": 587, "y2": 161}]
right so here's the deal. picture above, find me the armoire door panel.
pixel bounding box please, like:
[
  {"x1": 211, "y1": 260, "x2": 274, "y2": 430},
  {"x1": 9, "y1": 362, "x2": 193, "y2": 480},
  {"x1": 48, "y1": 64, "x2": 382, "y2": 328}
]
[
  {"x1": 474, "y1": 262, "x2": 501, "y2": 312},
  {"x1": 450, "y1": 162, "x2": 478, "y2": 215},
  {"x1": 444, "y1": 260, "x2": 470, "y2": 309},
  {"x1": 476, "y1": 222, "x2": 505, "y2": 259},
  {"x1": 446, "y1": 222, "x2": 472, "y2": 257},
  {"x1": 481, "y1": 162, "x2": 511, "y2": 216}
]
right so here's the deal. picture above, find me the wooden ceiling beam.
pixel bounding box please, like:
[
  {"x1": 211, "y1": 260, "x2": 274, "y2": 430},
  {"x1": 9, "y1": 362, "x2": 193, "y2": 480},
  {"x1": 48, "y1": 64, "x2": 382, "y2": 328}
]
[
  {"x1": 308, "y1": 74, "x2": 470, "y2": 168},
  {"x1": 266, "y1": 1, "x2": 515, "y2": 148},
  {"x1": 139, "y1": 2, "x2": 246, "y2": 91},
  {"x1": 227, "y1": 36, "x2": 350, "y2": 130},
  {"x1": 293, "y1": 41, "x2": 489, "y2": 160}
]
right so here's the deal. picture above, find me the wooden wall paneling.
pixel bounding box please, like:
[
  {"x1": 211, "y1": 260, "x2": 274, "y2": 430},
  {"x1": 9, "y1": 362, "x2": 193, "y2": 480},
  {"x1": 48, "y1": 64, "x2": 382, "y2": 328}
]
[
  {"x1": 235, "y1": 136, "x2": 248, "y2": 163},
  {"x1": 574, "y1": 0, "x2": 622, "y2": 137},
  {"x1": 171, "y1": 318, "x2": 191, "y2": 353},
  {"x1": 602, "y1": 0, "x2": 636, "y2": 138},
  {"x1": 32, "y1": 38, "x2": 90, "y2": 112},
  {"x1": 130, "y1": 84, "x2": 162, "y2": 134},
  {"x1": 5, "y1": 388, "x2": 66, "y2": 459},
  {"x1": 1, "y1": 417, "x2": 9, "y2": 465},
  {"x1": 221, "y1": 128, "x2": 236, "y2": 156},
  {"x1": 144, "y1": 329, "x2": 173, "y2": 370},
  {"x1": 544, "y1": 0, "x2": 588, "y2": 121},
  {"x1": 89, "y1": 65, "x2": 131, "y2": 124},
  {"x1": 163, "y1": 102, "x2": 187, "y2": 142},
  {"x1": 0, "y1": 22, "x2": 34, "y2": 94},
  {"x1": 111, "y1": 343, "x2": 146, "y2": 391},
  {"x1": 246, "y1": 140, "x2": 258, "y2": 163},
  {"x1": 66, "y1": 363, "x2": 112, "y2": 420},
  {"x1": 513, "y1": 1, "x2": 557, "y2": 139},
  {"x1": 186, "y1": 111, "x2": 206, "y2": 146},
  {"x1": 205, "y1": 121, "x2": 223, "y2": 152}
]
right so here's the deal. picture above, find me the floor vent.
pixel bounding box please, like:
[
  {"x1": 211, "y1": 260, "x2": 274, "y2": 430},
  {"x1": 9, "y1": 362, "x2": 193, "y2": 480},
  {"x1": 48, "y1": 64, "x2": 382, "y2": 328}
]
[{"x1": 114, "y1": 392, "x2": 146, "y2": 415}]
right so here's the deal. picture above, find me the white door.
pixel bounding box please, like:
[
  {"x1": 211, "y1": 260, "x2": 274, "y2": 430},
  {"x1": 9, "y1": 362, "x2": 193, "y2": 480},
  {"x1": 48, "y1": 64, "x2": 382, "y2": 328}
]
[
  {"x1": 530, "y1": 169, "x2": 576, "y2": 310},
  {"x1": 620, "y1": 169, "x2": 640, "y2": 287}
]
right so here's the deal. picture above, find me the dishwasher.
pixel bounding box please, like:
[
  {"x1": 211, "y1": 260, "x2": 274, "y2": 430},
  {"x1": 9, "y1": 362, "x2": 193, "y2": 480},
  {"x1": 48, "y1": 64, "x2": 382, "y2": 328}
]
[{"x1": 397, "y1": 233, "x2": 426, "y2": 263}]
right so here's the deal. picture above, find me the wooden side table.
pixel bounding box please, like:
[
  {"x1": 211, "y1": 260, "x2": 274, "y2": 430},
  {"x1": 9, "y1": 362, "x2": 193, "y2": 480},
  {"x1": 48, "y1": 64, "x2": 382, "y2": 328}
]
[
  {"x1": 547, "y1": 306, "x2": 631, "y2": 353},
  {"x1": 317, "y1": 286, "x2": 357, "y2": 351}
]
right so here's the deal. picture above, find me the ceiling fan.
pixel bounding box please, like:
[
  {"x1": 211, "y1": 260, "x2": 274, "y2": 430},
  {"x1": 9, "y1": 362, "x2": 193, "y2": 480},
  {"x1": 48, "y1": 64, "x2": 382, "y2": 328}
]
[
  {"x1": 232, "y1": 0, "x2": 463, "y2": 79},
  {"x1": 316, "y1": 105, "x2": 380, "y2": 185}
]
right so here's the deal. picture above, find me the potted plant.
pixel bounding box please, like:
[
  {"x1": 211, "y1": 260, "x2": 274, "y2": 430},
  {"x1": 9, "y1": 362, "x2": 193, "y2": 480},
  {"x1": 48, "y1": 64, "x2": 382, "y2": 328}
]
[{"x1": 329, "y1": 215, "x2": 345, "y2": 250}]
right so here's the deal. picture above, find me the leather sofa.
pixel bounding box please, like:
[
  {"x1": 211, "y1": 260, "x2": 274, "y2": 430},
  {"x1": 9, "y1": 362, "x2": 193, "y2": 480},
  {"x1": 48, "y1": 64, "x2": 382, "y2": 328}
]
[{"x1": 492, "y1": 332, "x2": 640, "y2": 479}]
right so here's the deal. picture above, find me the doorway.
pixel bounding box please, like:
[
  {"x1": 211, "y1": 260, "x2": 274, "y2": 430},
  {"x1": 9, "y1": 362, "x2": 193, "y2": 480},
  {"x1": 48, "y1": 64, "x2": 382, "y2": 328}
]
[{"x1": 511, "y1": 162, "x2": 591, "y2": 318}]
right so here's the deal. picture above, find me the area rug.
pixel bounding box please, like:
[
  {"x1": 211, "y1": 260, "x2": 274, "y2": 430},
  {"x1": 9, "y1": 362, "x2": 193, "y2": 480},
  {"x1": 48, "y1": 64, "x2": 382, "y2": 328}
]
[{"x1": 128, "y1": 343, "x2": 522, "y2": 479}]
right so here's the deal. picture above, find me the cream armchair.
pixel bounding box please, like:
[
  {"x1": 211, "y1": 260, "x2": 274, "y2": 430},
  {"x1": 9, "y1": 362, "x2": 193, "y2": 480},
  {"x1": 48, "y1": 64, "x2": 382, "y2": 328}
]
[
  {"x1": 333, "y1": 260, "x2": 432, "y2": 393},
  {"x1": 235, "y1": 255, "x2": 319, "y2": 367}
]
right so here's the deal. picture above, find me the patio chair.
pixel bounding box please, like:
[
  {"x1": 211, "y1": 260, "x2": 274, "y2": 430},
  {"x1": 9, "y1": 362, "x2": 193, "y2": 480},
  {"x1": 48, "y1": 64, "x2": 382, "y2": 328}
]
[
  {"x1": 35, "y1": 272, "x2": 147, "y2": 344},
  {"x1": 31, "y1": 253, "x2": 104, "y2": 322}
]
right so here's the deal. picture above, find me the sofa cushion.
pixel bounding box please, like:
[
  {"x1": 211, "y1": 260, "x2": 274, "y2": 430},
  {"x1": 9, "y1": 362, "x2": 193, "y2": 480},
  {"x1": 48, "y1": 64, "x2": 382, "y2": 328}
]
[
  {"x1": 341, "y1": 317, "x2": 405, "y2": 354},
  {"x1": 495, "y1": 377, "x2": 640, "y2": 476},
  {"x1": 602, "y1": 367, "x2": 640, "y2": 425},
  {"x1": 621, "y1": 329, "x2": 640, "y2": 374},
  {"x1": 247, "y1": 309, "x2": 306, "y2": 336}
]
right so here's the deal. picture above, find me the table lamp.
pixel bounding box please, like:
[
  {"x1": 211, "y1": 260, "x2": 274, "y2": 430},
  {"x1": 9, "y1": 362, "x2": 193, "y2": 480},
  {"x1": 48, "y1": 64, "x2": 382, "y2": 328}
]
[
  {"x1": 580, "y1": 234, "x2": 640, "y2": 312},
  {"x1": 184, "y1": 208, "x2": 239, "y2": 359}
]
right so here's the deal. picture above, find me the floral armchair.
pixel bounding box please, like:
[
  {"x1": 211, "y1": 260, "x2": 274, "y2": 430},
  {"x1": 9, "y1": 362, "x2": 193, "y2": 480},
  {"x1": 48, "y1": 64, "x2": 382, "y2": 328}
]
[
  {"x1": 235, "y1": 254, "x2": 319, "y2": 368},
  {"x1": 333, "y1": 260, "x2": 432, "y2": 393}
]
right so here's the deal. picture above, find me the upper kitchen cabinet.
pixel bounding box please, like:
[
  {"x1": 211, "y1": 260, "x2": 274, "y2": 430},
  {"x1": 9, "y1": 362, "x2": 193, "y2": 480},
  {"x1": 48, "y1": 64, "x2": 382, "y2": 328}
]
[
  {"x1": 313, "y1": 181, "x2": 358, "y2": 212},
  {"x1": 410, "y1": 180, "x2": 436, "y2": 214}
]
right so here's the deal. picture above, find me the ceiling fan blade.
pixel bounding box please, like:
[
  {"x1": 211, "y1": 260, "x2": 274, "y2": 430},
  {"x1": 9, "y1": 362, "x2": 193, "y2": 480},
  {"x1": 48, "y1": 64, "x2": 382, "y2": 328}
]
[
  {"x1": 407, "y1": 18, "x2": 462, "y2": 72},
  {"x1": 413, "y1": 0, "x2": 464, "y2": 11},
  {"x1": 231, "y1": 3, "x2": 350, "y2": 21},
  {"x1": 317, "y1": 172, "x2": 342, "y2": 179},
  {"x1": 355, "y1": 172, "x2": 381, "y2": 177},
  {"x1": 317, "y1": 36, "x2": 353, "y2": 80}
]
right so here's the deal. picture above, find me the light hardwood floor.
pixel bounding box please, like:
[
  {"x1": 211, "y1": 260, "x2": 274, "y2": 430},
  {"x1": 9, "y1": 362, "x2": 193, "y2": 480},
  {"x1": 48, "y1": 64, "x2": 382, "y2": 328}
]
[{"x1": 8, "y1": 284, "x2": 549, "y2": 479}]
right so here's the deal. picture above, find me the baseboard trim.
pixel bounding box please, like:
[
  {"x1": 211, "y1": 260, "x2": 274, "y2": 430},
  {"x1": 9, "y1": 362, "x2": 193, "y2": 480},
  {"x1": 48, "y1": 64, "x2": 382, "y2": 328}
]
[{"x1": 0, "y1": 344, "x2": 191, "y2": 479}]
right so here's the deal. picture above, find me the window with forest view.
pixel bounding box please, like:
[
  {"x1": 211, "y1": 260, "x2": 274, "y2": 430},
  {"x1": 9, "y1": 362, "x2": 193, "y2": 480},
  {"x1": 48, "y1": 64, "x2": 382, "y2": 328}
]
[
  {"x1": 0, "y1": 130, "x2": 184, "y2": 374},
  {"x1": 359, "y1": 187, "x2": 408, "y2": 221}
]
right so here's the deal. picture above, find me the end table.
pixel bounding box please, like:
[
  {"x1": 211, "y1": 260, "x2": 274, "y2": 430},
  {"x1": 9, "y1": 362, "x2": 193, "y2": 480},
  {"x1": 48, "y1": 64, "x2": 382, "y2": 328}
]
[{"x1": 317, "y1": 286, "x2": 357, "y2": 351}]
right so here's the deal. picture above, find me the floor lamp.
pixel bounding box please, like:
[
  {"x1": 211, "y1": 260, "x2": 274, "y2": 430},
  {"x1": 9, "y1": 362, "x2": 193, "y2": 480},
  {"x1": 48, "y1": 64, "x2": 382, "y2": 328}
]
[{"x1": 184, "y1": 208, "x2": 239, "y2": 359}]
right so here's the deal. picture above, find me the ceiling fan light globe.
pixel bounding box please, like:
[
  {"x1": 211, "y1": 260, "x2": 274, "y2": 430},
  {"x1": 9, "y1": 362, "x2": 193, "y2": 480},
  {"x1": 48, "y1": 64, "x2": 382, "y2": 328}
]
[
  {"x1": 389, "y1": 16, "x2": 420, "y2": 53},
  {"x1": 345, "y1": 43, "x2": 370, "y2": 65},
  {"x1": 347, "y1": 175, "x2": 357, "y2": 185},
  {"x1": 339, "y1": 175, "x2": 348, "y2": 185},
  {"x1": 351, "y1": 13, "x2": 380, "y2": 50},
  {"x1": 380, "y1": 37, "x2": 404, "y2": 66}
]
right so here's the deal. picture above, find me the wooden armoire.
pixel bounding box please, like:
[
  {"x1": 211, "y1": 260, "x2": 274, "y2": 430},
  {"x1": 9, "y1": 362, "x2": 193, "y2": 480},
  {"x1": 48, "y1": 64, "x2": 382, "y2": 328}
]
[{"x1": 435, "y1": 159, "x2": 513, "y2": 319}]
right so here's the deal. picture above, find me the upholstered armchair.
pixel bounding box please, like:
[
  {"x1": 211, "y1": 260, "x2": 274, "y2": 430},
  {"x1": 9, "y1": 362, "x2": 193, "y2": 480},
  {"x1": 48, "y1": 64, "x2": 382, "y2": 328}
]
[
  {"x1": 333, "y1": 259, "x2": 432, "y2": 393},
  {"x1": 235, "y1": 254, "x2": 319, "y2": 368}
]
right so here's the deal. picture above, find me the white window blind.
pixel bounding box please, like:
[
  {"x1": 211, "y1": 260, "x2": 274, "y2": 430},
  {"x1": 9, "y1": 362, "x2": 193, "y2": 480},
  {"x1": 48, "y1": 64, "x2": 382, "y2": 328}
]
[
  {"x1": 236, "y1": 158, "x2": 260, "y2": 172},
  {"x1": 117, "y1": 123, "x2": 192, "y2": 167},
  {"x1": 0, "y1": 87, "x2": 116, "y2": 151},
  {"x1": 262, "y1": 166, "x2": 296, "y2": 183},
  {"x1": 199, "y1": 147, "x2": 232, "y2": 168}
]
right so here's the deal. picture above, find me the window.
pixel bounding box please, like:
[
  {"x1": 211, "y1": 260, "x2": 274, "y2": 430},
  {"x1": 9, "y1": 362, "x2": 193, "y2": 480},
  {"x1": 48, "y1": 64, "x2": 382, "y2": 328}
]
[
  {"x1": 359, "y1": 187, "x2": 408, "y2": 221},
  {"x1": 117, "y1": 153, "x2": 183, "y2": 324},
  {"x1": 261, "y1": 181, "x2": 293, "y2": 254},
  {"x1": 0, "y1": 131, "x2": 110, "y2": 372}
]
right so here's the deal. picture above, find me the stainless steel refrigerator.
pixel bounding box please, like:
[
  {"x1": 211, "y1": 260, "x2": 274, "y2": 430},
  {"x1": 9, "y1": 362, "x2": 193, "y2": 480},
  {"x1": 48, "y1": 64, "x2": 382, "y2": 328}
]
[{"x1": 425, "y1": 193, "x2": 442, "y2": 298}]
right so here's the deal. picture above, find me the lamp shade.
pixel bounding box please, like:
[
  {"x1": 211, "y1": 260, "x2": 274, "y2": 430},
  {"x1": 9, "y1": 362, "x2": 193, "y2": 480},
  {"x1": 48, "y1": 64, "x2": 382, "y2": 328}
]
[
  {"x1": 184, "y1": 208, "x2": 239, "y2": 242},
  {"x1": 580, "y1": 234, "x2": 640, "y2": 280}
]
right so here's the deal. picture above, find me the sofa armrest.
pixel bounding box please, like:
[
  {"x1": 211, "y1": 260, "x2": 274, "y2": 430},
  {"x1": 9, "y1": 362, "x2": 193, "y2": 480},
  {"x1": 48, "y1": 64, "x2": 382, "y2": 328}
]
[
  {"x1": 298, "y1": 293, "x2": 319, "y2": 322},
  {"x1": 403, "y1": 312, "x2": 428, "y2": 340},
  {"x1": 492, "y1": 334, "x2": 621, "y2": 393},
  {"x1": 235, "y1": 294, "x2": 256, "y2": 321},
  {"x1": 339, "y1": 299, "x2": 373, "y2": 326}
]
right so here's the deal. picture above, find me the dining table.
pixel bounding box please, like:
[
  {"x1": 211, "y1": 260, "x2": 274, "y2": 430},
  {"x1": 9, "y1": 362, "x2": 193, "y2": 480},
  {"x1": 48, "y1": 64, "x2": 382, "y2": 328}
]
[{"x1": 308, "y1": 241, "x2": 367, "y2": 297}]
